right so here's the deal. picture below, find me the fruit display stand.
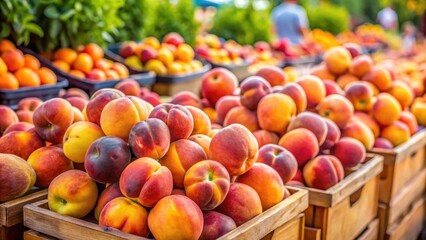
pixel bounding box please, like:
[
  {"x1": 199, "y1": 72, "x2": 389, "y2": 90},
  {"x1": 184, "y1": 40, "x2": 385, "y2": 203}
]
[
  {"x1": 23, "y1": 187, "x2": 307, "y2": 240},
  {"x1": 368, "y1": 129, "x2": 426, "y2": 239},
  {"x1": 302, "y1": 154, "x2": 384, "y2": 240},
  {"x1": 0, "y1": 189, "x2": 47, "y2": 240}
]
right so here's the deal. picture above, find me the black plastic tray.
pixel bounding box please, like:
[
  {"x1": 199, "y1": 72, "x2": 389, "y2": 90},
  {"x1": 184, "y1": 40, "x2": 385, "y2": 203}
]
[
  {"x1": 20, "y1": 47, "x2": 156, "y2": 95},
  {"x1": 106, "y1": 43, "x2": 212, "y2": 84}
]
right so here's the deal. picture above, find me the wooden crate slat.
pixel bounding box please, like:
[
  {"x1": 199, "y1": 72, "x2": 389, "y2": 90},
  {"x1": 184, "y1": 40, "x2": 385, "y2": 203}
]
[
  {"x1": 261, "y1": 213, "x2": 304, "y2": 240},
  {"x1": 355, "y1": 218, "x2": 379, "y2": 240}
]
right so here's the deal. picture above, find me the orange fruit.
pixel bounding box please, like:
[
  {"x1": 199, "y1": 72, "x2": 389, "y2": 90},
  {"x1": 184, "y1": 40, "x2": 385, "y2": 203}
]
[
  {"x1": 2, "y1": 49, "x2": 25, "y2": 72},
  {"x1": 37, "y1": 67, "x2": 57, "y2": 85},
  {"x1": 157, "y1": 48, "x2": 174, "y2": 67},
  {"x1": 69, "y1": 70, "x2": 86, "y2": 79},
  {"x1": 105, "y1": 69, "x2": 120, "y2": 79},
  {"x1": 0, "y1": 39, "x2": 16, "y2": 53},
  {"x1": 0, "y1": 72, "x2": 19, "y2": 90},
  {"x1": 0, "y1": 58, "x2": 7, "y2": 74},
  {"x1": 110, "y1": 62, "x2": 129, "y2": 78},
  {"x1": 83, "y1": 43, "x2": 104, "y2": 62},
  {"x1": 54, "y1": 48, "x2": 78, "y2": 65},
  {"x1": 53, "y1": 60, "x2": 71, "y2": 73},
  {"x1": 72, "y1": 53, "x2": 93, "y2": 74},
  {"x1": 24, "y1": 54, "x2": 41, "y2": 71},
  {"x1": 175, "y1": 43, "x2": 194, "y2": 63},
  {"x1": 143, "y1": 37, "x2": 161, "y2": 49},
  {"x1": 94, "y1": 58, "x2": 113, "y2": 72},
  {"x1": 14, "y1": 68, "x2": 40, "y2": 87}
]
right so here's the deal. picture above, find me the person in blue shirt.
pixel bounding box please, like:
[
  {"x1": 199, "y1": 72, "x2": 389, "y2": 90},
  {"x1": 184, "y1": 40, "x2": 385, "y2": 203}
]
[{"x1": 271, "y1": 0, "x2": 309, "y2": 45}]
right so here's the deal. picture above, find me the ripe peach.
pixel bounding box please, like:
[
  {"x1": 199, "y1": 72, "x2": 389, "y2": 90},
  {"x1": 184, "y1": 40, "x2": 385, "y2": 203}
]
[
  {"x1": 296, "y1": 75, "x2": 326, "y2": 108},
  {"x1": 256, "y1": 65, "x2": 287, "y2": 86},
  {"x1": 94, "y1": 58, "x2": 113, "y2": 72},
  {"x1": 331, "y1": 137, "x2": 366, "y2": 169},
  {"x1": 100, "y1": 96, "x2": 153, "y2": 141},
  {"x1": 352, "y1": 112, "x2": 380, "y2": 138},
  {"x1": 324, "y1": 79, "x2": 345, "y2": 96},
  {"x1": 72, "y1": 107, "x2": 84, "y2": 123},
  {"x1": 336, "y1": 74, "x2": 358, "y2": 89},
  {"x1": 279, "y1": 82, "x2": 307, "y2": 114},
  {"x1": 120, "y1": 157, "x2": 173, "y2": 207},
  {"x1": 139, "y1": 46, "x2": 158, "y2": 63},
  {"x1": 343, "y1": 42, "x2": 363, "y2": 58},
  {"x1": 171, "y1": 91, "x2": 202, "y2": 108},
  {"x1": 86, "y1": 89, "x2": 125, "y2": 125},
  {"x1": 363, "y1": 66, "x2": 392, "y2": 91},
  {"x1": 381, "y1": 121, "x2": 411, "y2": 147},
  {"x1": 149, "y1": 103, "x2": 194, "y2": 141},
  {"x1": 15, "y1": 110, "x2": 32, "y2": 123},
  {"x1": 345, "y1": 82, "x2": 374, "y2": 111},
  {"x1": 324, "y1": 46, "x2": 352, "y2": 75},
  {"x1": 287, "y1": 112, "x2": 328, "y2": 145},
  {"x1": 65, "y1": 96, "x2": 88, "y2": 111},
  {"x1": 184, "y1": 160, "x2": 230, "y2": 210},
  {"x1": 33, "y1": 98, "x2": 74, "y2": 144},
  {"x1": 0, "y1": 105, "x2": 18, "y2": 135},
  {"x1": 54, "y1": 48, "x2": 78, "y2": 65},
  {"x1": 373, "y1": 138, "x2": 394, "y2": 149},
  {"x1": 148, "y1": 195, "x2": 204, "y2": 239},
  {"x1": 320, "y1": 118, "x2": 341, "y2": 150},
  {"x1": 310, "y1": 64, "x2": 335, "y2": 81},
  {"x1": 157, "y1": 48, "x2": 174, "y2": 67},
  {"x1": 387, "y1": 81, "x2": 414, "y2": 110},
  {"x1": 83, "y1": 43, "x2": 104, "y2": 62},
  {"x1": 3, "y1": 122, "x2": 34, "y2": 135},
  {"x1": 201, "y1": 68, "x2": 238, "y2": 106},
  {"x1": 188, "y1": 134, "x2": 212, "y2": 156},
  {"x1": 15, "y1": 67, "x2": 41, "y2": 87},
  {"x1": 128, "y1": 118, "x2": 170, "y2": 159},
  {"x1": 239, "y1": 76, "x2": 271, "y2": 110},
  {"x1": 215, "y1": 95, "x2": 241, "y2": 124},
  {"x1": 200, "y1": 211, "x2": 237, "y2": 240},
  {"x1": 27, "y1": 146, "x2": 73, "y2": 188},
  {"x1": 398, "y1": 111, "x2": 418, "y2": 135},
  {"x1": 63, "y1": 88, "x2": 89, "y2": 100},
  {"x1": 163, "y1": 32, "x2": 185, "y2": 47},
  {"x1": 256, "y1": 144, "x2": 297, "y2": 184},
  {"x1": 303, "y1": 155, "x2": 344, "y2": 190},
  {"x1": 372, "y1": 93, "x2": 401, "y2": 126},
  {"x1": 176, "y1": 43, "x2": 195, "y2": 62},
  {"x1": 24, "y1": 54, "x2": 40, "y2": 71},
  {"x1": 224, "y1": 106, "x2": 259, "y2": 132},
  {"x1": 119, "y1": 41, "x2": 138, "y2": 58},
  {"x1": 99, "y1": 197, "x2": 149, "y2": 237},
  {"x1": 52, "y1": 60, "x2": 70, "y2": 72},
  {"x1": 257, "y1": 93, "x2": 296, "y2": 133},
  {"x1": 278, "y1": 128, "x2": 319, "y2": 167},
  {"x1": 0, "y1": 130, "x2": 45, "y2": 159},
  {"x1": 0, "y1": 72, "x2": 19, "y2": 90},
  {"x1": 349, "y1": 55, "x2": 373, "y2": 78},
  {"x1": 252, "y1": 130, "x2": 279, "y2": 147},
  {"x1": 412, "y1": 97, "x2": 426, "y2": 126},
  {"x1": 0, "y1": 39, "x2": 16, "y2": 53},
  {"x1": 209, "y1": 124, "x2": 258, "y2": 176},
  {"x1": 160, "y1": 139, "x2": 207, "y2": 188},
  {"x1": 317, "y1": 94, "x2": 354, "y2": 129},
  {"x1": 72, "y1": 53, "x2": 93, "y2": 74},
  {"x1": 86, "y1": 68, "x2": 106, "y2": 81},
  {"x1": 342, "y1": 122, "x2": 375, "y2": 149},
  {"x1": 94, "y1": 183, "x2": 123, "y2": 220},
  {"x1": 216, "y1": 183, "x2": 262, "y2": 226},
  {"x1": 48, "y1": 170, "x2": 98, "y2": 218},
  {"x1": 2, "y1": 49, "x2": 24, "y2": 72},
  {"x1": 186, "y1": 106, "x2": 212, "y2": 135},
  {"x1": 114, "y1": 79, "x2": 141, "y2": 97}
]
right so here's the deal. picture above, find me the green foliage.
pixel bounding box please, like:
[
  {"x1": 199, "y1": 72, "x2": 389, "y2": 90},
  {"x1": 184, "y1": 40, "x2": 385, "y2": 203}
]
[
  {"x1": 144, "y1": 0, "x2": 198, "y2": 46},
  {"x1": 210, "y1": 4, "x2": 271, "y2": 45},
  {"x1": 30, "y1": 0, "x2": 124, "y2": 52},
  {"x1": 306, "y1": 3, "x2": 350, "y2": 34},
  {"x1": 114, "y1": 0, "x2": 149, "y2": 42},
  {"x1": 0, "y1": 0, "x2": 43, "y2": 46}
]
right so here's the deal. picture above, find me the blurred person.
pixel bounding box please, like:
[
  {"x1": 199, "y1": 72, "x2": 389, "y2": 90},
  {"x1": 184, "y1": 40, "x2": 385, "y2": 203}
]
[
  {"x1": 271, "y1": 0, "x2": 309, "y2": 45},
  {"x1": 401, "y1": 22, "x2": 416, "y2": 53},
  {"x1": 377, "y1": 4, "x2": 398, "y2": 31}
]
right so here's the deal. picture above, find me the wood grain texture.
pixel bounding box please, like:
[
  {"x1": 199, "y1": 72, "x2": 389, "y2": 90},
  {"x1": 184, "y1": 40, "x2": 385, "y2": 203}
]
[
  {"x1": 356, "y1": 218, "x2": 379, "y2": 240},
  {"x1": 24, "y1": 230, "x2": 57, "y2": 240}
]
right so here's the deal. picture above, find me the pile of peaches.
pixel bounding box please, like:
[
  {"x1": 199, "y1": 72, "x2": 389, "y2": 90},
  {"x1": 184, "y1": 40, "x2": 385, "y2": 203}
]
[
  {"x1": 119, "y1": 32, "x2": 204, "y2": 75},
  {"x1": 0, "y1": 39, "x2": 57, "y2": 90},
  {"x1": 49, "y1": 43, "x2": 129, "y2": 81}
]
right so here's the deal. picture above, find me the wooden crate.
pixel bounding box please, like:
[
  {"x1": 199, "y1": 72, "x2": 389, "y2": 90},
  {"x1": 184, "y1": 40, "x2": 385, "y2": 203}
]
[
  {"x1": 24, "y1": 230, "x2": 57, "y2": 240},
  {"x1": 261, "y1": 213, "x2": 305, "y2": 240},
  {"x1": 303, "y1": 154, "x2": 384, "y2": 240},
  {"x1": 24, "y1": 187, "x2": 308, "y2": 240},
  {"x1": 369, "y1": 129, "x2": 426, "y2": 205},
  {"x1": 356, "y1": 218, "x2": 379, "y2": 240}
]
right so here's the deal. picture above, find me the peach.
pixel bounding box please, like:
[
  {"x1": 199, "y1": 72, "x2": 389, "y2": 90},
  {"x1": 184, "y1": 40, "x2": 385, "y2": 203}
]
[
  {"x1": 171, "y1": 189, "x2": 186, "y2": 196},
  {"x1": 149, "y1": 103, "x2": 194, "y2": 141},
  {"x1": 3, "y1": 122, "x2": 34, "y2": 135},
  {"x1": 94, "y1": 182, "x2": 123, "y2": 220},
  {"x1": 72, "y1": 107, "x2": 84, "y2": 123},
  {"x1": 223, "y1": 106, "x2": 259, "y2": 132},
  {"x1": 111, "y1": 62, "x2": 129, "y2": 79},
  {"x1": 321, "y1": 118, "x2": 341, "y2": 150},
  {"x1": 17, "y1": 97, "x2": 43, "y2": 112},
  {"x1": 100, "y1": 97, "x2": 153, "y2": 141},
  {"x1": 387, "y1": 81, "x2": 414, "y2": 110},
  {"x1": 86, "y1": 89, "x2": 125, "y2": 125},
  {"x1": 27, "y1": 146, "x2": 73, "y2": 188},
  {"x1": 128, "y1": 118, "x2": 170, "y2": 159},
  {"x1": 342, "y1": 121, "x2": 375, "y2": 149},
  {"x1": 336, "y1": 74, "x2": 359, "y2": 89},
  {"x1": 15, "y1": 110, "x2": 33, "y2": 123},
  {"x1": 2, "y1": 49, "x2": 24, "y2": 72},
  {"x1": 279, "y1": 82, "x2": 307, "y2": 114},
  {"x1": 287, "y1": 112, "x2": 328, "y2": 145},
  {"x1": 176, "y1": 43, "x2": 195, "y2": 62},
  {"x1": 0, "y1": 39, "x2": 16, "y2": 53},
  {"x1": 188, "y1": 134, "x2": 212, "y2": 156},
  {"x1": 412, "y1": 97, "x2": 426, "y2": 126},
  {"x1": 236, "y1": 163, "x2": 284, "y2": 210},
  {"x1": 363, "y1": 66, "x2": 392, "y2": 91},
  {"x1": 94, "y1": 58, "x2": 113, "y2": 72},
  {"x1": 239, "y1": 76, "x2": 271, "y2": 110},
  {"x1": 278, "y1": 128, "x2": 319, "y2": 167},
  {"x1": 209, "y1": 124, "x2": 258, "y2": 176},
  {"x1": 349, "y1": 55, "x2": 373, "y2": 78},
  {"x1": 0, "y1": 57, "x2": 6, "y2": 75},
  {"x1": 85, "y1": 136, "x2": 131, "y2": 183},
  {"x1": 33, "y1": 98, "x2": 74, "y2": 143},
  {"x1": 252, "y1": 130, "x2": 279, "y2": 147},
  {"x1": 48, "y1": 170, "x2": 98, "y2": 218},
  {"x1": 54, "y1": 48, "x2": 77, "y2": 65},
  {"x1": 63, "y1": 121, "x2": 105, "y2": 163},
  {"x1": 163, "y1": 32, "x2": 185, "y2": 47},
  {"x1": 324, "y1": 46, "x2": 352, "y2": 75},
  {"x1": 372, "y1": 93, "x2": 401, "y2": 126},
  {"x1": 148, "y1": 195, "x2": 204, "y2": 239},
  {"x1": 310, "y1": 64, "x2": 335, "y2": 81},
  {"x1": 381, "y1": 121, "x2": 411, "y2": 147},
  {"x1": 0, "y1": 105, "x2": 18, "y2": 135},
  {"x1": 200, "y1": 211, "x2": 237, "y2": 240},
  {"x1": 201, "y1": 68, "x2": 238, "y2": 106},
  {"x1": 398, "y1": 111, "x2": 418, "y2": 135},
  {"x1": 52, "y1": 60, "x2": 70, "y2": 72},
  {"x1": 317, "y1": 94, "x2": 354, "y2": 129},
  {"x1": 120, "y1": 157, "x2": 173, "y2": 207},
  {"x1": 373, "y1": 138, "x2": 394, "y2": 149},
  {"x1": 345, "y1": 82, "x2": 374, "y2": 111},
  {"x1": 303, "y1": 155, "x2": 344, "y2": 190},
  {"x1": 140, "y1": 89, "x2": 161, "y2": 107},
  {"x1": 0, "y1": 154, "x2": 36, "y2": 202},
  {"x1": 24, "y1": 54, "x2": 40, "y2": 71},
  {"x1": 343, "y1": 42, "x2": 363, "y2": 58},
  {"x1": 171, "y1": 91, "x2": 202, "y2": 108},
  {"x1": 215, "y1": 95, "x2": 241, "y2": 124},
  {"x1": 186, "y1": 106, "x2": 212, "y2": 135},
  {"x1": 291, "y1": 169, "x2": 305, "y2": 185},
  {"x1": 256, "y1": 144, "x2": 297, "y2": 184},
  {"x1": 144, "y1": 37, "x2": 161, "y2": 49},
  {"x1": 352, "y1": 112, "x2": 381, "y2": 138},
  {"x1": 216, "y1": 183, "x2": 262, "y2": 226},
  {"x1": 184, "y1": 160, "x2": 230, "y2": 210},
  {"x1": 86, "y1": 68, "x2": 106, "y2": 81},
  {"x1": 324, "y1": 79, "x2": 345, "y2": 96},
  {"x1": 160, "y1": 139, "x2": 207, "y2": 188},
  {"x1": 256, "y1": 66, "x2": 287, "y2": 86},
  {"x1": 0, "y1": 129, "x2": 45, "y2": 159},
  {"x1": 331, "y1": 137, "x2": 366, "y2": 169},
  {"x1": 296, "y1": 75, "x2": 326, "y2": 108},
  {"x1": 83, "y1": 43, "x2": 104, "y2": 62},
  {"x1": 72, "y1": 53, "x2": 93, "y2": 74},
  {"x1": 62, "y1": 88, "x2": 89, "y2": 100},
  {"x1": 113, "y1": 79, "x2": 141, "y2": 97},
  {"x1": 257, "y1": 93, "x2": 296, "y2": 133},
  {"x1": 99, "y1": 197, "x2": 149, "y2": 237}
]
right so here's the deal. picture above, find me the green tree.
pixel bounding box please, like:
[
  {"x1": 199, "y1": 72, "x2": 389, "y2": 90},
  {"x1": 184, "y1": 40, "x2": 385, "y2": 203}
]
[{"x1": 114, "y1": 0, "x2": 149, "y2": 42}]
